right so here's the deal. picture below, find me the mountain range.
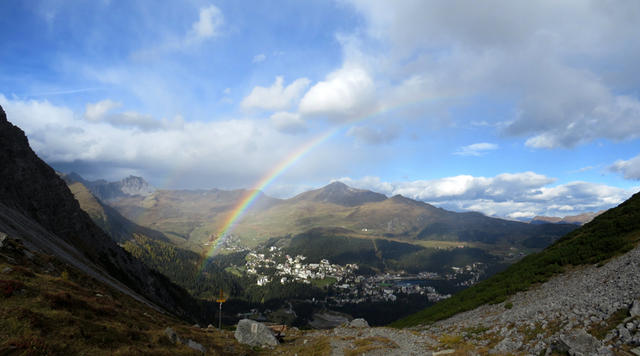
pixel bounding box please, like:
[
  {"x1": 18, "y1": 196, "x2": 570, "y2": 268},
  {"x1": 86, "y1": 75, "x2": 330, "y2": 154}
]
[{"x1": 66, "y1": 176, "x2": 577, "y2": 257}]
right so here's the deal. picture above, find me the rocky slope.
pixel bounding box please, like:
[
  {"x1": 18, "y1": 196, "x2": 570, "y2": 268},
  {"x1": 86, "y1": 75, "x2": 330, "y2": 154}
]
[
  {"x1": 0, "y1": 104, "x2": 197, "y2": 320},
  {"x1": 417, "y1": 243, "x2": 640, "y2": 355}
]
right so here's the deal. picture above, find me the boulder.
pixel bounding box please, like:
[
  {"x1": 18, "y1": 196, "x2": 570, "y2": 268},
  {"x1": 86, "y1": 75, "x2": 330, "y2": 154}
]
[
  {"x1": 556, "y1": 329, "x2": 602, "y2": 356},
  {"x1": 234, "y1": 319, "x2": 279, "y2": 347},
  {"x1": 186, "y1": 339, "x2": 206, "y2": 353},
  {"x1": 164, "y1": 327, "x2": 181, "y2": 344},
  {"x1": 349, "y1": 318, "x2": 369, "y2": 328},
  {"x1": 631, "y1": 300, "x2": 640, "y2": 318}
]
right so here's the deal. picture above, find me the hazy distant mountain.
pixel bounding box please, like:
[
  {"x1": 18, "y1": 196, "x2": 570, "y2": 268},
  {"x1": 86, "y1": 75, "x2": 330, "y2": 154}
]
[
  {"x1": 67, "y1": 181, "x2": 171, "y2": 244},
  {"x1": 63, "y1": 172, "x2": 155, "y2": 201},
  {"x1": 530, "y1": 210, "x2": 605, "y2": 225}
]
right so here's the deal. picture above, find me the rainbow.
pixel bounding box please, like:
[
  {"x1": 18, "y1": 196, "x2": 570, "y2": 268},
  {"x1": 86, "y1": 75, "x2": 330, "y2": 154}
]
[
  {"x1": 198, "y1": 126, "x2": 341, "y2": 271},
  {"x1": 197, "y1": 97, "x2": 441, "y2": 273}
]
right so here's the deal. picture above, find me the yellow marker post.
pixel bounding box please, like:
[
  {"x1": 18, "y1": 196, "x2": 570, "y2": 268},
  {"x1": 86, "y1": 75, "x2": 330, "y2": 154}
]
[{"x1": 216, "y1": 289, "x2": 227, "y2": 330}]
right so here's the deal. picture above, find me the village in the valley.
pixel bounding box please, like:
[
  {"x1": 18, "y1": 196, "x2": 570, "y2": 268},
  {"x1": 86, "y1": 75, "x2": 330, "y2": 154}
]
[{"x1": 220, "y1": 238, "x2": 488, "y2": 305}]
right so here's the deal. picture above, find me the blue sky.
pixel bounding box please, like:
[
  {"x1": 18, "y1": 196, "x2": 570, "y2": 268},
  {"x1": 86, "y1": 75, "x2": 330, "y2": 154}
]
[{"x1": 1, "y1": 0, "x2": 640, "y2": 219}]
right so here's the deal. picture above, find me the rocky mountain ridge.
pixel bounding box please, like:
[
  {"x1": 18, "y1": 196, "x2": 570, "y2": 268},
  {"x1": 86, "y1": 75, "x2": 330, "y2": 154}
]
[{"x1": 63, "y1": 172, "x2": 156, "y2": 201}]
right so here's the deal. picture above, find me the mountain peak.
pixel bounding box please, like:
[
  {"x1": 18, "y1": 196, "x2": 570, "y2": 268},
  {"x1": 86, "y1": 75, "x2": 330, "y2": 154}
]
[
  {"x1": 323, "y1": 181, "x2": 353, "y2": 193},
  {"x1": 119, "y1": 175, "x2": 154, "y2": 196},
  {"x1": 61, "y1": 173, "x2": 155, "y2": 201},
  {"x1": 291, "y1": 181, "x2": 387, "y2": 206}
]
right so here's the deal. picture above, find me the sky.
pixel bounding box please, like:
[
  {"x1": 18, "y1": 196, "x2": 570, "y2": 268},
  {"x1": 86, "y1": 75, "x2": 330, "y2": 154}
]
[{"x1": 1, "y1": 0, "x2": 640, "y2": 220}]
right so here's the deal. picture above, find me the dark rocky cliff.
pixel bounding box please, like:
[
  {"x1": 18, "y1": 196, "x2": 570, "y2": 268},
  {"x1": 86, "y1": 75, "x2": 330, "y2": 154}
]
[{"x1": 0, "y1": 105, "x2": 198, "y2": 321}]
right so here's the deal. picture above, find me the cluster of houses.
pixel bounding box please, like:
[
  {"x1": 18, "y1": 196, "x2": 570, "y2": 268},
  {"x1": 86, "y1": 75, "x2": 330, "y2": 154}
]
[
  {"x1": 327, "y1": 273, "x2": 452, "y2": 305},
  {"x1": 239, "y1": 243, "x2": 486, "y2": 304},
  {"x1": 244, "y1": 246, "x2": 358, "y2": 286},
  {"x1": 444, "y1": 262, "x2": 487, "y2": 287}
]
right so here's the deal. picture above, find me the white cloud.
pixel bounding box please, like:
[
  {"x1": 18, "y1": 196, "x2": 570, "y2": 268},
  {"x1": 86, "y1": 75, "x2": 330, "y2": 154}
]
[
  {"x1": 337, "y1": 173, "x2": 637, "y2": 219},
  {"x1": 299, "y1": 65, "x2": 376, "y2": 120},
  {"x1": 84, "y1": 99, "x2": 121, "y2": 121},
  {"x1": 342, "y1": 1, "x2": 640, "y2": 148},
  {"x1": 253, "y1": 53, "x2": 266, "y2": 63},
  {"x1": 453, "y1": 142, "x2": 498, "y2": 156},
  {"x1": 270, "y1": 112, "x2": 307, "y2": 134},
  {"x1": 0, "y1": 94, "x2": 326, "y2": 189},
  {"x1": 242, "y1": 76, "x2": 311, "y2": 111},
  {"x1": 132, "y1": 4, "x2": 224, "y2": 57},
  {"x1": 610, "y1": 154, "x2": 640, "y2": 180},
  {"x1": 190, "y1": 5, "x2": 223, "y2": 40}
]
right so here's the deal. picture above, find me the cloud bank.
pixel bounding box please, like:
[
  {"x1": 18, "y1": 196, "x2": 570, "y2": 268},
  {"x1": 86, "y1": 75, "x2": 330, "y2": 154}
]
[{"x1": 337, "y1": 173, "x2": 638, "y2": 219}]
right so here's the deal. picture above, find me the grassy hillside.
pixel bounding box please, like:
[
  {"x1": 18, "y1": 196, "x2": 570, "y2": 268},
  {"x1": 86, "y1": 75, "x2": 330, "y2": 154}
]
[
  {"x1": 392, "y1": 191, "x2": 640, "y2": 327},
  {"x1": 0, "y1": 236, "x2": 252, "y2": 355}
]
